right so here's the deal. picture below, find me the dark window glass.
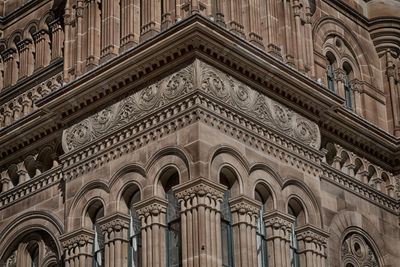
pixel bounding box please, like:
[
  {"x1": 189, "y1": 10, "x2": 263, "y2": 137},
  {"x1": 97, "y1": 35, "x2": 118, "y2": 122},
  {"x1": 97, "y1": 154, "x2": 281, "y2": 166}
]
[
  {"x1": 327, "y1": 60, "x2": 335, "y2": 92},
  {"x1": 92, "y1": 207, "x2": 105, "y2": 267},
  {"x1": 344, "y1": 73, "x2": 352, "y2": 109},
  {"x1": 221, "y1": 190, "x2": 234, "y2": 267},
  {"x1": 288, "y1": 206, "x2": 300, "y2": 267},
  {"x1": 255, "y1": 191, "x2": 268, "y2": 267},
  {"x1": 129, "y1": 191, "x2": 141, "y2": 267},
  {"x1": 166, "y1": 189, "x2": 182, "y2": 267}
]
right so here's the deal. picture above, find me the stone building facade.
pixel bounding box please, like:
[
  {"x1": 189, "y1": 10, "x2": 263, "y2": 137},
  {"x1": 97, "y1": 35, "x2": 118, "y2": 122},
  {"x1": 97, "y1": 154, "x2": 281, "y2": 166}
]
[{"x1": 0, "y1": 0, "x2": 399, "y2": 266}]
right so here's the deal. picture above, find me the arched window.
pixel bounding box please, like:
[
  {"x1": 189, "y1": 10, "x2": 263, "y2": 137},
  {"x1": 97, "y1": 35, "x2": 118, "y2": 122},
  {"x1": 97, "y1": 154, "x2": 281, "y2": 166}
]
[
  {"x1": 92, "y1": 206, "x2": 104, "y2": 267},
  {"x1": 255, "y1": 190, "x2": 268, "y2": 267},
  {"x1": 288, "y1": 205, "x2": 300, "y2": 267},
  {"x1": 326, "y1": 53, "x2": 336, "y2": 92},
  {"x1": 128, "y1": 190, "x2": 141, "y2": 267},
  {"x1": 343, "y1": 63, "x2": 353, "y2": 109},
  {"x1": 164, "y1": 173, "x2": 181, "y2": 267},
  {"x1": 220, "y1": 169, "x2": 235, "y2": 267}
]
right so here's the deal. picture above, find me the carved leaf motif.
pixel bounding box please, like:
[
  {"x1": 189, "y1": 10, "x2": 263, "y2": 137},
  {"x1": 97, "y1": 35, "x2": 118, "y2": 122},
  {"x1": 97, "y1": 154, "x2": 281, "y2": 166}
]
[
  {"x1": 137, "y1": 83, "x2": 161, "y2": 110},
  {"x1": 230, "y1": 80, "x2": 255, "y2": 110},
  {"x1": 272, "y1": 104, "x2": 293, "y2": 131},
  {"x1": 294, "y1": 118, "x2": 318, "y2": 147},
  {"x1": 201, "y1": 68, "x2": 229, "y2": 100},
  {"x1": 163, "y1": 66, "x2": 193, "y2": 99}
]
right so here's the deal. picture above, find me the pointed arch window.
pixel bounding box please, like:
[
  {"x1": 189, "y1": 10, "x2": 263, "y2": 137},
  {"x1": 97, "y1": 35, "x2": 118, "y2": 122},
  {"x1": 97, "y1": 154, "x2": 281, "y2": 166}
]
[
  {"x1": 128, "y1": 190, "x2": 141, "y2": 267},
  {"x1": 165, "y1": 175, "x2": 182, "y2": 267},
  {"x1": 92, "y1": 207, "x2": 104, "y2": 267},
  {"x1": 255, "y1": 190, "x2": 268, "y2": 267},
  {"x1": 288, "y1": 205, "x2": 300, "y2": 267}
]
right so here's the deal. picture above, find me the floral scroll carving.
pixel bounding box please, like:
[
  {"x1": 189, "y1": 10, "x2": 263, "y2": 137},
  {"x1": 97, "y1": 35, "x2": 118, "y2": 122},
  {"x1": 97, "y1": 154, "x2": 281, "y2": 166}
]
[
  {"x1": 199, "y1": 62, "x2": 320, "y2": 149},
  {"x1": 62, "y1": 61, "x2": 320, "y2": 152}
]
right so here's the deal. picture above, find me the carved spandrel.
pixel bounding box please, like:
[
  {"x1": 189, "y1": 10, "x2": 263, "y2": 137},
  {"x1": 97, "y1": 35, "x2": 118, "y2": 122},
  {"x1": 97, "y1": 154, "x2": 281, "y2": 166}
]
[{"x1": 62, "y1": 61, "x2": 321, "y2": 152}]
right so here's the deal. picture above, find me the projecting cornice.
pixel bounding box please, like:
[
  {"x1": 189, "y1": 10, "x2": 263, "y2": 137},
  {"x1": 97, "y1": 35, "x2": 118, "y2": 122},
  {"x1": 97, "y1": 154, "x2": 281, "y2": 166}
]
[{"x1": 0, "y1": 14, "x2": 399, "y2": 170}]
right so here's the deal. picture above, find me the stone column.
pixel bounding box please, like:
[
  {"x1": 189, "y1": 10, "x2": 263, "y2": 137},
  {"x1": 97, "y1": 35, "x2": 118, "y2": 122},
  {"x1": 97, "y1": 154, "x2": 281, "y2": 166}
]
[
  {"x1": 229, "y1": 195, "x2": 260, "y2": 267},
  {"x1": 0, "y1": 170, "x2": 10, "y2": 192},
  {"x1": 334, "y1": 68, "x2": 346, "y2": 98},
  {"x1": 49, "y1": 19, "x2": 64, "y2": 60},
  {"x1": 263, "y1": 210, "x2": 295, "y2": 267},
  {"x1": 133, "y1": 196, "x2": 168, "y2": 267},
  {"x1": 304, "y1": 7, "x2": 314, "y2": 77},
  {"x1": 16, "y1": 38, "x2": 34, "y2": 79},
  {"x1": 121, "y1": 0, "x2": 140, "y2": 51},
  {"x1": 60, "y1": 229, "x2": 95, "y2": 267},
  {"x1": 86, "y1": 0, "x2": 101, "y2": 70},
  {"x1": 3, "y1": 104, "x2": 12, "y2": 125},
  {"x1": 224, "y1": 0, "x2": 245, "y2": 37},
  {"x1": 386, "y1": 52, "x2": 400, "y2": 136},
  {"x1": 293, "y1": 0, "x2": 304, "y2": 72},
  {"x1": 74, "y1": 0, "x2": 85, "y2": 75},
  {"x1": 350, "y1": 79, "x2": 363, "y2": 116},
  {"x1": 63, "y1": 5, "x2": 74, "y2": 82},
  {"x1": 173, "y1": 178, "x2": 227, "y2": 267},
  {"x1": 98, "y1": 213, "x2": 130, "y2": 267},
  {"x1": 140, "y1": 0, "x2": 162, "y2": 41},
  {"x1": 295, "y1": 225, "x2": 329, "y2": 267},
  {"x1": 101, "y1": 0, "x2": 121, "y2": 61},
  {"x1": 32, "y1": 29, "x2": 51, "y2": 70},
  {"x1": 2, "y1": 48, "x2": 19, "y2": 87}
]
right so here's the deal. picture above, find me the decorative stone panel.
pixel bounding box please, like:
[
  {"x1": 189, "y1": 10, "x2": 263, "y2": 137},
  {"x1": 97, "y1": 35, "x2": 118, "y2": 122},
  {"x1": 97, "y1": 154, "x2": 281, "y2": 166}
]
[{"x1": 62, "y1": 61, "x2": 321, "y2": 152}]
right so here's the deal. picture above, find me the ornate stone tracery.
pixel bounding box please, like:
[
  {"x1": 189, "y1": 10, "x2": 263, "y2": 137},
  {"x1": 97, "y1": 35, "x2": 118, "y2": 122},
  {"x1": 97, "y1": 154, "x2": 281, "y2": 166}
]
[{"x1": 341, "y1": 233, "x2": 379, "y2": 267}]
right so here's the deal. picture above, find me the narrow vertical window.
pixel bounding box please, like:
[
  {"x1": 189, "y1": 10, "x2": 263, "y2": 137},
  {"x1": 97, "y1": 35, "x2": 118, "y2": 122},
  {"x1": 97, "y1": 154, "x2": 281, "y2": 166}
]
[
  {"x1": 92, "y1": 207, "x2": 104, "y2": 267},
  {"x1": 255, "y1": 190, "x2": 268, "y2": 267},
  {"x1": 128, "y1": 191, "x2": 141, "y2": 267},
  {"x1": 165, "y1": 176, "x2": 181, "y2": 267},
  {"x1": 326, "y1": 53, "x2": 336, "y2": 92},
  {"x1": 221, "y1": 189, "x2": 234, "y2": 267},
  {"x1": 288, "y1": 206, "x2": 300, "y2": 267}
]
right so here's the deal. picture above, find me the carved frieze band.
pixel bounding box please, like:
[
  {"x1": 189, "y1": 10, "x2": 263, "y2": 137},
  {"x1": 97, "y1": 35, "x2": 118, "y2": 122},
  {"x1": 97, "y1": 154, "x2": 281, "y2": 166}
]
[{"x1": 62, "y1": 60, "x2": 320, "y2": 152}]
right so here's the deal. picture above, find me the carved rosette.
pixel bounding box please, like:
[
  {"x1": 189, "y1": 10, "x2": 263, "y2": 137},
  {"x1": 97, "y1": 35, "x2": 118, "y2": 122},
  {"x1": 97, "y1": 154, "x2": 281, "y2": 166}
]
[{"x1": 341, "y1": 233, "x2": 379, "y2": 267}]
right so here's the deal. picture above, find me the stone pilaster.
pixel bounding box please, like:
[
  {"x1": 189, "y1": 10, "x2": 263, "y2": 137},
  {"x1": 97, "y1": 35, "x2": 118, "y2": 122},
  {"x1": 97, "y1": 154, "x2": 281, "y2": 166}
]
[
  {"x1": 120, "y1": 0, "x2": 140, "y2": 51},
  {"x1": 0, "y1": 170, "x2": 10, "y2": 192},
  {"x1": 2, "y1": 48, "x2": 18, "y2": 87},
  {"x1": 49, "y1": 19, "x2": 64, "y2": 60},
  {"x1": 98, "y1": 213, "x2": 130, "y2": 267},
  {"x1": 86, "y1": 0, "x2": 101, "y2": 70},
  {"x1": 133, "y1": 196, "x2": 168, "y2": 267},
  {"x1": 229, "y1": 195, "x2": 261, "y2": 267},
  {"x1": 32, "y1": 29, "x2": 51, "y2": 70},
  {"x1": 263, "y1": 210, "x2": 295, "y2": 267},
  {"x1": 295, "y1": 224, "x2": 329, "y2": 267},
  {"x1": 101, "y1": 0, "x2": 121, "y2": 61},
  {"x1": 173, "y1": 178, "x2": 227, "y2": 267},
  {"x1": 60, "y1": 228, "x2": 95, "y2": 267},
  {"x1": 139, "y1": 0, "x2": 161, "y2": 41},
  {"x1": 16, "y1": 38, "x2": 34, "y2": 79}
]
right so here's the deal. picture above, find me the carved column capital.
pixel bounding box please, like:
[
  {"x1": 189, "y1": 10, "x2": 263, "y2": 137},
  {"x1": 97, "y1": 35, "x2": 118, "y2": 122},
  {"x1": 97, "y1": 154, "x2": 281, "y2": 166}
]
[
  {"x1": 97, "y1": 212, "x2": 130, "y2": 235},
  {"x1": 387, "y1": 64, "x2": 397, "y2": 78},
  {"x1": 32, "y1": 29, "x2": 49, "y2": 43},
  {"x1": 1, "y1": 48, "x2": 17, "y2": 62},
  {"x1": 334, "y1": 68, "x2": 346, "y2": 83},
  {"x1": 229, "y1": 195, "x2": 261, "y2": 217},
  {"x1": 173, "y1": 177, "x2": 227, "y2": 202},
  {"x1": 263, "y1": 210, "x2": 295, "y2": 231},
  {"x1": 16, "y1": 38, "x2": 33, "y2": 52},
  {"x1": 60, "y1": 228, "x2": 95, "y2": 250},
  {"x1": 133, "y1": 196, "x2": 168, "y2": 219},
  {"x1": 295, "y1": 224, "x2": 329, "y2": 245}
]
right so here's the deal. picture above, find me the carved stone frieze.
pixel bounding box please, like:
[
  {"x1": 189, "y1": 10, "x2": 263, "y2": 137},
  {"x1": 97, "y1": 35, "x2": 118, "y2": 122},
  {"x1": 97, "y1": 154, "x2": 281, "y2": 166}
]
[
  {"x1": 62, "y1": 64, "x2": 194, "y2": 152},
  {"x1": 63, "y1": 61, "x2": 320, "y2": 152},
  {"x1": 199, "y1": 61, "x2": 320, "y2": 149}
]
